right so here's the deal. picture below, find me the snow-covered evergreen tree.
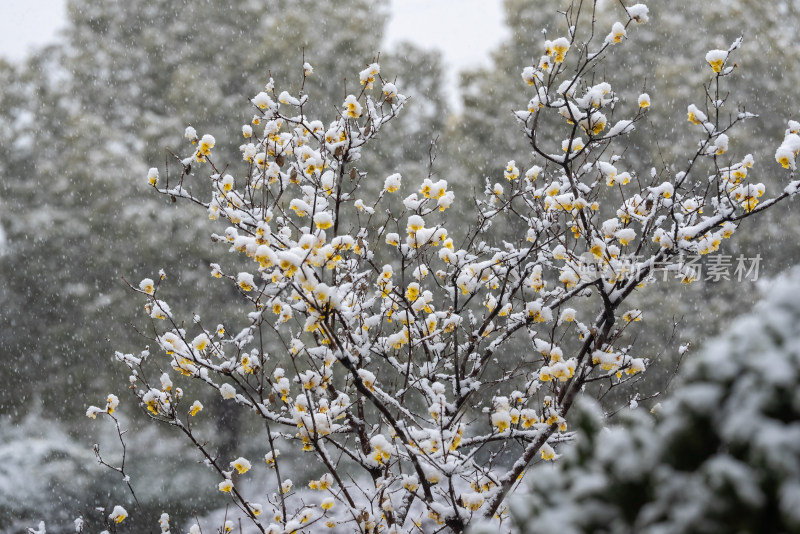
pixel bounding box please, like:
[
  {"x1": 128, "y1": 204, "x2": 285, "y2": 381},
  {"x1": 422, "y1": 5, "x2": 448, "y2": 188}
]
[{"x1": 511, "y1": 267, "x2": 800, "y2": 534}]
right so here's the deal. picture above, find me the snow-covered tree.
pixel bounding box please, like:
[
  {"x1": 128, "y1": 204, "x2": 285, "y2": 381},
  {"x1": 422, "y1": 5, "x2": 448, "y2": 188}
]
[
  {"x1": 77, "y1": 2, "x2": 800, "y2": 533},
  {"x1": 509, "y1": 266, "x2": 800, "y2": 534}
]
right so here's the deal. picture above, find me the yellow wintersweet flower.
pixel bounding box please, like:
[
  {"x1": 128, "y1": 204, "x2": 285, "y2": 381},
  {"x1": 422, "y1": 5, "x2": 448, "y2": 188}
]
[
  {"x1": 343, "y1": 95, "x2": 362, "y2": 118},
  {"x1": 231, "y1": 457, "x2": 252, "y2": 474},
  {"x1": 622, "y1": 309, "x2": 643, "y2": 323},
  {"x1": 199, "y1": 134, "x2": 215, "y2": 156},
  {"x1": 109, "y1": 505, "x2": 128, "y2": 524},
  {"x1": 552, "y1": 37, "x2": 570, "y2": 63},
  {"x1": 608, "y1": 21, "x2": 626, "y2": 44},
  {"x1": 237, "y1": 273, "x2": 255, "y2": 292},
  {"x1": 405, "y1": 283, "x2": 420, "y2": 302},
  {"x1": 504, "y1": 161, "x2": 520, "y2": 181},
  {"x1": 265, "y1": 450, "x2": 280, "y2": 467},
  {"x1": 139, "y1": 278, "x2": 155, "y2": 295},
  {"x1": 705, "y1": 50, "x2": 727, "y2": 73},
  {"x1": 189, "y1": 400, "x2": 203, "y2": 416},
  {"x1": 687, "y1": 104, "x2": 707, "y2": 125},
  {"x1": 539, "y1": 366, "x2": 553, "y2": 382}
]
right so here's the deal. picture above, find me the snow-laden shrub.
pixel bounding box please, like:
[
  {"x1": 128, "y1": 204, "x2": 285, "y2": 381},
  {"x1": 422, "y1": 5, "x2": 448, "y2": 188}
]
[{"x1": 511, "y1": 267, "x2": 800, "y2": 534}]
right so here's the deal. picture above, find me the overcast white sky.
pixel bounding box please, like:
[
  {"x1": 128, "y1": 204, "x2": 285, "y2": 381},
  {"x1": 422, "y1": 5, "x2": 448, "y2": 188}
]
[
  {"x1": 0, "y1": 0, "x2": 507, "y2": 108},
  {"x1": 384, "y1": 0, "x2": 508, "y2": 106},
  {"x1": 0, "y1": 0, "x2": 67, "y2": 61}
]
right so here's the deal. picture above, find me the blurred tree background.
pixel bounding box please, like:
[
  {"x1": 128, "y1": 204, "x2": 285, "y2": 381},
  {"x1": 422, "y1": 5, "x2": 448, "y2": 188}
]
[{"x1": 0, "y1": 0, "x2": 798, "y2": 530}]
